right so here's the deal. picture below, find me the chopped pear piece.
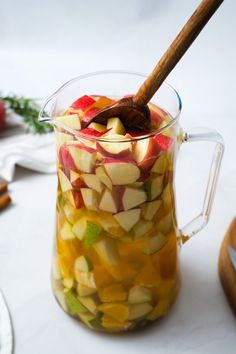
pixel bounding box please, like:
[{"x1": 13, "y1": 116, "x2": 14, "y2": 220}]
[
  {"x1": 128, "y1": 286, "x2": 152, "y2": 304},
  {"x1": 98, "y1": 303, "x2": 129, "y2": 323},
  {"x1": 107, "y1": 117, "x2": 126, "y2": 135},
  {"x1": 114, "y1": 209, "x2": 141, "y2": 231},
  {"x1": 142, "y1": 233, "x2": 167, "y2": 255},
  {"x1": 60, "y1": 221, "x2": 75, "y2": 240},
  {"x1": 81, "y1": 174, "x2": 103, "y2": 193},
  {"x1": 75, "y1": 271, "x2": 97, "y2": 289},
  {"x1": 79, "y1": 296, "x2": 98, "y2": 315},
  {"x1": 75, "y1": 255, "x2": 93, "y2": 272},
  {"x1": 77, "y1": 283, "x2": 97, "y2": 297},
  {"x1": 128, "y1": 303, "x2": 153, "y2": 320},
  {"x1": 142, "y1": 200, "x2": 162, "y2": 221},
  {"x1": 80, "y1": 188, "x2": 99, "y2": 211},
  {"x1": 95, "y1": 166, "x2": 112, "y2": 190},
  {"x1": 132, "y1": 220, "x2": 154, "y2": 240}
]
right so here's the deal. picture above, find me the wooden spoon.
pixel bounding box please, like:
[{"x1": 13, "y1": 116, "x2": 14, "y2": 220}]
[
  {"x1": 86, "y1": 0, "x2": 224, "y2": 131},
  {"x1": 219, "y1": 217, "x2": 236, "y2": 316}
]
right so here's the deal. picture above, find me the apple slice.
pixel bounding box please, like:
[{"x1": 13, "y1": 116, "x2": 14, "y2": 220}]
[
  {"x1": 79, "y1": 296, "x2": 98, "y2": 315},
  {"x1": 88, "y1": 122, "x2": 107, "y2": 132},
  {"x1": 75, "y1": 271, "x2": 97, "y2": 289},
  {"x1": 56, "y1": 131, "x2": 74, "y2": 151},
  {"x1": 56, "y1": 113, "x2": 81, "y2": 130},
  {"x1": 96, "y1": 135, "x2": 132, "y2": 158},
  {"x1": 72, "y1": 217, "x2": 102, "y2": 246},
  {"x1": 157, "y1": 212, "x2": 173, "y2": 234},
  {"x1": 64, "y1": 290, "x2": 87, "y2": 315},
  {"x1": 142, "y1": 233, "x2": 167, "y2": 255},
  {"x1": 106, "y1": 117, "x2": 126, "y2": 135},
  {"x1": 58, "y1": 169, "x2": 72, "y2": 192},
  {"x1": 161, "y1": 183, "x2": 172, "y2": 210},
  {"x1": 62, "y1": 278, "x2": 74, "y2": 290},
  {"x1": 128, "y1": 303, "x2": 153, "y2": 320},
  {"x1": 79, "y1": 313, "x2": 101, "y2": 330},
  {"x1": 81, "y1": 174, "x2": 103, "y2": 193},
  {"x1": 93, "y1": 238, "x2": 119, "y2": 266},
  {"x1": 75, "y1": 255, "x2": 93, "y2": 272},
  {"x1": 63, "y1": 203, "x2": 85, "y2": 224},
  {"x1": 80, "y1": 188, "x2": 99, "y2": 211},
  {"x1": 132, "y1": 220, "x2": 154, "y2": 240},
  {"x1": 95, "y1": 166, "x2": 112, "y2": 190},
  {"x1": 155, "y1": 134, "x2": 173, "y2": 151},
  {"x1": 133, "y1": 137, "x2": 160, "y2": 170},
  {"x1": 122, "y1": 187, "x2": 147, "y2": 210},
  {"x1": 52, "y1": 256, "x2": 61, "y2": 280},
  {"x1": 128, "y1": 286, "x2": 152, "y2": 304},
  {"x1": 144, "y1": 175, "x2": 164, "y2": 201},
  {"x1": 142, "y1": 200, "x2": 162, "y2": 221},
  {"x1": 68, "y1": 144, "x2": 97, "y2": 173},
  {"x1": 104, "y1": 160, "x2": 140, "y2": 185},
  {"x1": 77, "y1": 283, "x2": 97, "y2": 297},
  {"x1": 99, "y1": 189, "x2": 118, "y2": 213},
  {"x1": 55, "y1": 290, "x2": 68, "y2": 312},
  {"x1": 151, "y1": 152, "x2": 167, "y2": 174},
  {"x1": 58, "y1": 146, "x2": 77, "y2": 172},
  {"x1": 70, "y1": 95, "x2": 96, "y2": 111},
  {"x1": 113, "y1": 209, "x2": 141, "y2": 231},
  {"x1": 60, "y1": 221, "x2": 75, "y2": 240},
  {"x1": 70, "y1": 171, "x2": 85, "y2": 188}
]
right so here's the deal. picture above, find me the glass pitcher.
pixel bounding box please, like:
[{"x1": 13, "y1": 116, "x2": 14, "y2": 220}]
[{"x1": 39, "y1": 71, "x2": 224, "y2": 333}]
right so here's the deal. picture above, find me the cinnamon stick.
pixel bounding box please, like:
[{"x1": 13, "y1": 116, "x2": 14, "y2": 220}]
[
  {"x1": 0, "y1": 193, "x2": 11, "y2": 210},
  {"x1": 0, "y1": 183, "x2": 8, "y2": 194}
]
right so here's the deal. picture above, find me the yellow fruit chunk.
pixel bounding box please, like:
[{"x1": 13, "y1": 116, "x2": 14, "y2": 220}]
[
  {"x1": 79, "y1": 312, "x2": 101, "y2": 330},
  {"x1": 102, "y1": 315, "x2": 131, "y2": 331},
  {"x1": 128, "y1": 303, "x2": 153, "y2": 320},
  {"x1": 147, "y1": 299, "x2": 170, "y2": 320},
  {"x1": 93, "y1": 266, "x2": 114, "y2": 288},
  {"x1": 79, "y1": 296, "x2": 98, "y2": 315},
  {"x1": 75, "y1": 271, "x2": 97, "y2": 289},
  {"x1": 98, "y1": 284, "x2": 127, "y2": 302},
  {"x1": 58, "y1": 255, "x2": 74, "y2": 278},
  {"x1": 135, "y1": 261, "x2": 160, "y2": 287},
  {"x1": 98, "y1": 303, "x2": 129, "y2": 323},
  {"x1": 77, "y1": 283, "x2": 97, "y2": 297}
]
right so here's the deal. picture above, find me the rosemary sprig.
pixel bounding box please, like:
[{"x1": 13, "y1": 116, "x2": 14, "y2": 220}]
[{"x1": 1, "y1": 94, "x2": 53, "y2": 134}]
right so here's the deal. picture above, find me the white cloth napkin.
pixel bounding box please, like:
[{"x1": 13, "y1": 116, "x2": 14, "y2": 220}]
[
  {"x1": 0, "y1": 113, "x2": 56, "y2": 182},
  {"x1": 0, "y1": 290, "x2": 13, "y2": 354}
]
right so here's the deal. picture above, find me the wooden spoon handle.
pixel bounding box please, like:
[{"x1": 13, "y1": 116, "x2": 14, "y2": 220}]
[{"x1": 133, "y1": 0, "x2": 224, "y2": 107}]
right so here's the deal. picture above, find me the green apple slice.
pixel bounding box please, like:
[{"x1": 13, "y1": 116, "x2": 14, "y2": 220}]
[
  {"x1": 132, "y1": 220, "x2": 154, "y2": 240},
  {"x1": 64, "y1": 290, "x2": 87, "y2": 315},
  {"x1": 142, "y1": 200, "x2": 162, "y2": 221},
  {"x1": 60, "y1": 221, "x2": 75, "y2": 240},
  {"x1": 75, "y1": 271, "x2": 97, "y2": 288},
  {"x1": 79, "y1": 312, "x2": 101, "y2": 329},
  {"x1": 81, "y1": 174, "x2": 103, "y2": 193},
  {"x1": 75, "y1": 255, "x2": 93, "y2": 272},
  {"x1": 106, "y1": 117, "x2": 126, "y2": 135},
  {"x1": 114, "y1": 209, "x2": 141, "y2": 231},
  {"x1": 145, "y1": 175, "x2": 163, "y2": 201},
  {"x1": 128, "y1": 303, "x2": 153, "y2": 320},
  {"x1": 80, "y1": 188, "x2": 99, "y2": 211},
  {"x1": 142, "y1": 233, "x2": 167, "y2": 255},
  {"x1": 72, "y1": 217, "x2": 102, "y2": 246},
  {"x1": 77, "y1": 283, "x2": 97, "y2": 297},
  {"x1": 128, "y1": 286, "x2": 152, "y2": 304}
]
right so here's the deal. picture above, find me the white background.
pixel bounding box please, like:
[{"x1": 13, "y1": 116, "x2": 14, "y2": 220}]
[{"x1": 0, "y1": 1, "x2": 236, "y2": 353}]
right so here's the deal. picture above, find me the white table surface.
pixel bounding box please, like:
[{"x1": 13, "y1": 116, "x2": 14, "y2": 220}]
[{"x1": 0, "y1": 1, "x2": 236, "y2": 353}]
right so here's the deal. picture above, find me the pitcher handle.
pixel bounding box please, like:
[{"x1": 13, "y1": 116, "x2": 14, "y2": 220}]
[{"x1": 179, "y1": 127, "x2": 224, "y2": 242}]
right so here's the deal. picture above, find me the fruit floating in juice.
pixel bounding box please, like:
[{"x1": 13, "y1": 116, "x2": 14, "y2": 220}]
[{"x1": 52, "y1": 94, "x2": 181, "y2": 332}]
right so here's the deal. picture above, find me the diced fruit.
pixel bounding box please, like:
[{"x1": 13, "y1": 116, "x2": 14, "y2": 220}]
[
  {"x1": 56, "y1": 132, "x2": 74, "y2": 151},
  {"x1": 133, "y1": 137, "x2": 159, "y2": 170},
  {"x1": 64, "y1": 290, "x2": 87, "y2": 315},
  {"x1": 80, "y1": 188, "x2": 99, "y2": 211},
  {"x1": 101, "y1": 315, "x2": 131, "y2": 331},
  {"x1": 70, "y1": 95, "x2": 96, "y2": 111},
  {"x1": 79, "y1": 313, "x2": 101, "y2": 329},
  {"x1": 135, "y1": 262, "x2": 161, "y2": 286},
  {"x1": 72, "y1": 218, "x2": 101, "y2": 246},
  {"x1": 106, "y1": 117, "x2": 126, "y2": 135},
  {"x1": 75, "y1": 271, "x2": 97, "y2": 288},
  {"x1": 161, "y1": 183, "x2": 172, "y2": 210},
  {"x1": 114, "y1": 209, "x2": 141, "y2": 231},
  {"x1": 56, "y1": 114, "x2": 81, "y2": 130},
  {"x1": 128, "y1": 286, "x2": 152, "y2": 304},
  {"x1": 82, "y1": 107, "x2": 100, "y2": 126},
  {"x1": 98, "y1": 212, "x2": 124, "y2": 238},
  {"x1": 62, "y1": 277, "x2": 74, "y2": 289},
  {"x1": 96, "y1": 134, "x2": 132, "y2": 158},
  {"x1": 79, "y1": 296, "x2": 98, "y2": 315},
  {"x1": 52, "y1": 256, "x2": 61, "y2": 280},
  {"x1": 58, "y1": 169, "x2": 72, "y2": 192},
  {"x1": 132, "y1": 220, "x2": 154, "y2": 240},
  {"x1": 81, "y1": 174, "x2": 103, "y2": 193},
  {"x1": 93, "y1": 239, "x2": 119, "y2": 266},
  {"x1": 147, "y1": 299, "x2": 170, "y2": 320},
  {"x1": 60, "y1": 221, "x2": 75, "y2": 240},
  {"x1": 59, "y1": 146, "x2": 77, "y2": 172},
  {"x1": 55, "y1": 290, "x2": 67, "y2": 312},
  {"x1": 95, "y1": 166, "x2": 112, "y2": 190},
  {"x1": 88, "y1": 122, "x2": 107, "y2": 132},
  {"x1": 104, "y1": 160, "x2": 140, "y2": 185},
  {"x1": 142, "y1": 200, "x2": 162, "y2": 221},
  {"x1": 77, "y1": 283, "x2": 97, "y2": 297},
  {"x1": 128, "y1": 303, "x2": 153, "y2": 320},
  {"x1": 93, "y1": 266, "x2": 114, "y2": 288},
  {"x1": 68, "y1": 144, "x2": 96, "y2": 173},
  {"x1": 69, "y1": 190, "x2": 84, "y2": 209},
  {"x1": 145, "y1": 175, "x2": 163, "y2": 201},
  {"x1": 98, "y1": 303, "x2": 129, "y2": 323},
  {"x1": 93, "y1": 96, "x2": 113, "y2": 109},
  {"x1": 155, "y1": 134, "x2": 173, "y2": 151},
  {"x1": 70, "y1": 171, "x2": 85, "y2": 189},
  {"x1": 75, "y1": 255, "x2": 93, "y2": 272},
  {"x1": 98, "y1": 284, "x2": 127, "y2": 302},
  {"x1": 99, "y1": 189, "x2": 118, "y2": 213},
  {"x1": 142, "y1": 233, "x2": 167, "y2": 255},
  {"x1": 157, "y1": 212, "x2": 173, "y2": 234},
  {"x1": 122, "y1": 187, "x2": 147, "y2": 210},
  {"x1": 151, "y1": 152, "x2": 167, "y2": 174}
]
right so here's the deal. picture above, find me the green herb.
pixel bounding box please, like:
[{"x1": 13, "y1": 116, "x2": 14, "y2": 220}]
[{"x1": 1, "y1": 94, "x2": 53, "y2": 134}]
